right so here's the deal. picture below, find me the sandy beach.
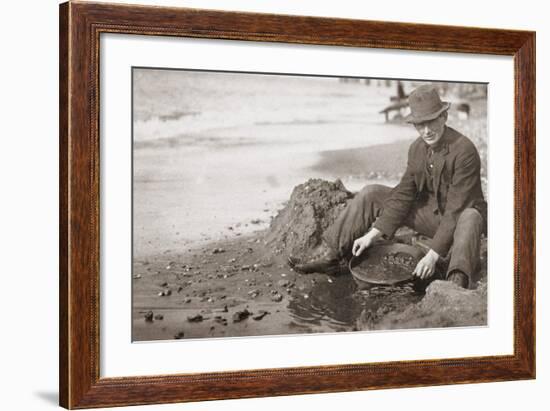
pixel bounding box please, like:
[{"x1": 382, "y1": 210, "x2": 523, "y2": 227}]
[{"x1": 132, "y1": 70, "x2": 488, "y2": 341}]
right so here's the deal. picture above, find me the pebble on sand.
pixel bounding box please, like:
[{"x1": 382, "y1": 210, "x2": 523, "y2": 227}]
[
  {"x1": 271, "y1": 293, "x2": 283, "y2": 302},
  {"x1": 252, "y1": 311, "x2": 270, "y2": 321},
  {"x1": 187, "y1": 314, "x2": 204, "y2": 322},
  {"x1": 277, "y1": 279, "x2": 290, "y2": 288},
  {"x1": 232, "y1": 309, "x2": 252, "y2": 323}
]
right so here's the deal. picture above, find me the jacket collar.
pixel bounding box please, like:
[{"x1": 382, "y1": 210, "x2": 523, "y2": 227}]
[{"x1": 433, "y1": 127, "x2": 452, "y2": 194}]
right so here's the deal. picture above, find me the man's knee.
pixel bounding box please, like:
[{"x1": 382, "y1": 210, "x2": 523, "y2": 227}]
[
  {"x1": 457, "y1": 208, "x2": 483, "y2": 228},
  {"x1": 454, "y1": 208, "x2": 483, "y2": 243}
]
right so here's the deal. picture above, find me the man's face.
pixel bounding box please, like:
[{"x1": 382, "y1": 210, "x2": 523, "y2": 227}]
[{"x1": 414, "y1": 113, "x2": 447, "y2": 146}]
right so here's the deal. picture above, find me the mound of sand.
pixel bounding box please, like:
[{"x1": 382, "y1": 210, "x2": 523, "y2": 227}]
[{"x1": 264, "y1": 178, "x2": 353, "y2": 258}]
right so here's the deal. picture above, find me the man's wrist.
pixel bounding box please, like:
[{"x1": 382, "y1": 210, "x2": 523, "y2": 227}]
[
  {"x1": 366, "y1": 228, "x2": 382, "y2": 240},
  {"x1": 426, "y1": 249, "x2": 440, "y2": 261}
]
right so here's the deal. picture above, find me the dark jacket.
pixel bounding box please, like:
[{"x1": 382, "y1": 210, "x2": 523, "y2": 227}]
[{"x1": 373, "y1": 126, "x2": 487, "y2": 256}]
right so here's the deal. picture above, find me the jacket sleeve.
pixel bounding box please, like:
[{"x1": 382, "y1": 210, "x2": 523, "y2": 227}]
[
  {"x1": 373, "y1": 144, "x2": 418, "y2": 237},
  {"x1": 430, "y1": 146, "x2": 481, "y2": 256}
]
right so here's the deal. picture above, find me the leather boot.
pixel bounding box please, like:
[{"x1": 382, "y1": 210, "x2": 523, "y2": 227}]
[
  {"x1": 447, "y1": 270, "x2": 469, "y2": 289},
  {"x1": 288, "y1": 242, "x2": 341, "y2": 275}
]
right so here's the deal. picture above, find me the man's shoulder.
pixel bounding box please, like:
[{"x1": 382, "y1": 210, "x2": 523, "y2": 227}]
[
  {"x1": 408, "y1": 136, "x2": 425, "y2": 153},
  {"x1": 445, "y1": 127, "x2": 479, "y2": 156}
]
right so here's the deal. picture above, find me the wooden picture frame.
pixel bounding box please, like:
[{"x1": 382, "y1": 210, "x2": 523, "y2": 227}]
[{"x1": 59, "y1": 1, "x2": 535, "y2": 408}]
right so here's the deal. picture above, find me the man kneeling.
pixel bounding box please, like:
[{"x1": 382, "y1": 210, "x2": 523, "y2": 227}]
[{"x1": 289, "y1": 85, "x2": 486, "y2": 289}]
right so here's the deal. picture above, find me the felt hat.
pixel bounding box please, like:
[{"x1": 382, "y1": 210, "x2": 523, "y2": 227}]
[{"x1": 405, "y1": 85, "x2": 451, "y2": 123}]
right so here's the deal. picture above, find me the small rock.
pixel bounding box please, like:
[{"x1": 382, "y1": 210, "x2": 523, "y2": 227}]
[
  {"x1": 232, "y1": 309, "x2": 252, "y2": 322},
  {"x1": 252, "y1": 310, "x2": 270, "y2": 321},
  {"x1": 251, "y1": 219, "x2": 262, "y2": 224},
  {"x1": 187, "y1": 314, "x2": 204, "y2": 322},
  {"x1": 212, "y1": 248, "x2": 226, "y2": 254},
  {"x1": 277, "y1": 279, "x2": 290, "y2": 288},
  {"x1": 144, "y1": 311, "x2": 154, "y2": 322},
  {"x1": 174, "y1": 331, "x2": 185, "y2": 339},
  {"x1": 271, "y1": 293, "x2": 283, "y2": 302},
  {"x1": 160, "y1": 282, "x2": 168, "y2": 287},
  {"x1": 133, "y1": 274, "x2": 142, "y2": 279},
  {"x1": 228, "y1": 258, "x2": 236, "y2": 263},
  {"x1": 154, "y1": 314, "x2": 164, "y2": 320},
  {"x1": 157, "y1": 289, "x2": 172, "y2": 297}
]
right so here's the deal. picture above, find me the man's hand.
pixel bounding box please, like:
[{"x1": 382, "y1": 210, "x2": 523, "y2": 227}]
[
  {"x1": 352, "y1": 228, "x2": 382, "y2": 257},
  {"x1": 412, "y1": 249, "x2": 440, "y2": 280}
]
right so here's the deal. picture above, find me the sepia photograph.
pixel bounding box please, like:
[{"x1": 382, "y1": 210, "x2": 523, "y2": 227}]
[{"x1": 131, "y1": 68, "x2": 488, "y2": 342}]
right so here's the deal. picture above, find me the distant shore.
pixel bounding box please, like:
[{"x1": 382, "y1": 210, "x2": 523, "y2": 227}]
[{"x1": 311, "y1": 139, "x2": 410, "y2": 186}]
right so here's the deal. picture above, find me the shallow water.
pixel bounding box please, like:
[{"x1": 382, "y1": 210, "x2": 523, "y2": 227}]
[{"x1": 287, "y1": 274, "x2": 424, "y2": 331}]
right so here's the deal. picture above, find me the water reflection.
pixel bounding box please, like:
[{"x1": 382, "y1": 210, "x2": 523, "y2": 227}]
[{"x1": 288, "y1": 274, "x2": 424, "y2": 331}]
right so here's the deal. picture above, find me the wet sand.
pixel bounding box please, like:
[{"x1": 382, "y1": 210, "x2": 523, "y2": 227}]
[
  {"x1": 132, "y1": 236, "x2": 356, "y2": 341},
  {"x1": 132, "y1": 233, "x2": 430, "y2": 341},
  {"x1": 132, "y1": 226, "x2": 486, "y2": 341}
]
